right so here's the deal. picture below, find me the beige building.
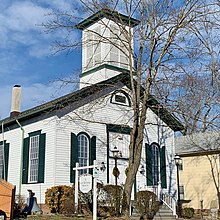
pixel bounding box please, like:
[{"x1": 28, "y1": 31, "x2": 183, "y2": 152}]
[{"x1": 175, "y1": 132, "x2": 220, "y2": 211}]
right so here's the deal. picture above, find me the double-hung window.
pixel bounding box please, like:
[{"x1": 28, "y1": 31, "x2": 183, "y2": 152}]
[
  {"x1": 29, "y1": 135, "x2": 40, "y2": 182},
  {"x1": 22, "y1": 130, "x2": 46, "y2": 184},
  {"x1": 179, "y1": 186, "x2": 185, "y2": 200},
  {"x1": 78, "y1": 134, "x2": 89, "y2": 175}
]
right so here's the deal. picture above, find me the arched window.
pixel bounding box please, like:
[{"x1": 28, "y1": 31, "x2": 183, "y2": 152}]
[
  {"x1": 151, "y1": 143, "x2": 159, "y2": 185},
  {"x1": 78, "y1": 134, "x2": 89, "y2": 174},
  {"x1": 146, "y1": 143, "x2": 167, "y2": 188},
  {"x1": 110, "y1": 90, "x2": 131, "y2": 107}
]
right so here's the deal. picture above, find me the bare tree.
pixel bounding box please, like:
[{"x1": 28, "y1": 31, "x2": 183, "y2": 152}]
[
  {"x1": 153, "y1": 3, "x2": 220, "y2": 135},
  {"x1": 43, "y1": 0, "x2": 220, "y2": 218},
  {"x1": 154, "y1": 73, "x2": 220, "y2": 135}
]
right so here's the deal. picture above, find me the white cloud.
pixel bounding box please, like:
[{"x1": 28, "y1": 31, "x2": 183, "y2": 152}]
[
  {"x1": 28, "y1": 44, "x2": 51, "y2": 58},
  {"x1": 0, "y1": 1, "x2": 50, "y2": 49},
  {"x1": 43, "y1": 0, "x2": 73, "y2": 12},
  {"x1": 4, "y1": 2, "x2": 51, "y2": 32},
  {"x1": 36, "y1": 0, "x2": 80, "y2": 12},
  {"x1": 0, "y1": 1, "x2": 80, "y2": 57},
  {"x1": 0, "y1": 0, "x2": 82, "y2": 119}
]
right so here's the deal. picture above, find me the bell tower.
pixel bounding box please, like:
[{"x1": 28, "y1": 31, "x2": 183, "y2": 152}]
[{"x1": 76, "y1": 9, "x2": 139, "y2": 88}]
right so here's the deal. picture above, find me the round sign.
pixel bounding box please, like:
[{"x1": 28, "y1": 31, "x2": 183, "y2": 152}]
[{"x1": 79, "y1": 174, "x2": 93, "y2": 193}]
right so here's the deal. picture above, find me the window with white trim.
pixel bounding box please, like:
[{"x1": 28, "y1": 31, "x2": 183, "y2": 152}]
[
  {"x1": 78, "y1": 134, "x2": 89, "y2": 174},
  {"x1": 179, "y1": 161, "x2": 183, "y2": 171},
  {"x1": 111, "y1": 91, "x2": 131, "y2": 106},
  {"x1": 29, "y1": 135, "x2": 40, "y2": 182},
  {"x1": 179, "y1": 186, "x2": 184, "y2": 200},
  {"x1": 0, "y1": 145, "x2": 4, "y2": 179}
]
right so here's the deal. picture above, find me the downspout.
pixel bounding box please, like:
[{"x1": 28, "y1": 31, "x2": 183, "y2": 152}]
[
  {"x1": 16, "y1": 119, "x2": 24, "y2": 198},
  {"x1": 1, "y1": 122, "x2": 5, "y2": 179}
]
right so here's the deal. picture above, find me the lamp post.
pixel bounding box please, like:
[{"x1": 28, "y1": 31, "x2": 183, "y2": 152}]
[
  {"x1": 174, "y1": 155, "x2": 182, "y2": 217},
  {"x1": 112, "y1": 146, "x2": 120, "y2": 186}
]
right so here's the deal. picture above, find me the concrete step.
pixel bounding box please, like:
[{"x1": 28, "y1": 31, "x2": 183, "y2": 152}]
[
  {"x1": 131, "y1": 214, "x2": 176, "y2": 220},
  {"x1": 156, "y1": 209, "x2": 173, "y2": 216},
  {"x1": 131, "y1": 204, "x2": 176, "y2": 220},
  {"x1": 154, "y1": 204, "x2": 176, "y2": 220},
  {"x1": 154, "y1": 216, "x2": 176, "y2": 220}
]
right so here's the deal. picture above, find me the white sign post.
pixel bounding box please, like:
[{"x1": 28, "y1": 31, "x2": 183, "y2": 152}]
[
  {"x1": 74, "y1": 162, "x2": 79, "y2": 214},
  {"x1": 73, "y1": 160, "x2": 99, "y2": 220},
  {"x1": 93, "y1": 160, "x2": 97, "y2": 220}
]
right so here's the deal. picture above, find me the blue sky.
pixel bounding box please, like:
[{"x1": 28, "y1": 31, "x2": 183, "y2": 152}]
[{"x1": 0, "y1": 0, "x2": 82, "y2": 119}]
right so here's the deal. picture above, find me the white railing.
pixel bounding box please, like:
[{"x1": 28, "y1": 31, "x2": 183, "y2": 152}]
[
  {"x1": 140, "y1": 183, "x2": 177, "y2": 217},
  {"x1": 160, "y1": 191, "x2": 177, "y2": 216}
]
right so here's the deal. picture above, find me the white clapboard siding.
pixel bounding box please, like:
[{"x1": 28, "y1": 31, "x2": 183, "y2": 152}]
[{"x1": 0, "y1": 85, "x2": 177, "y2": 204}]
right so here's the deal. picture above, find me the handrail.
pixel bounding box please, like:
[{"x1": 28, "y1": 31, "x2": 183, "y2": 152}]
[
  {"x1": 140, "y1": 184, "x2": 177, "y2": 217},
  {"x1": 160, "y1": 192, "x2": 177, "y2": 216}
]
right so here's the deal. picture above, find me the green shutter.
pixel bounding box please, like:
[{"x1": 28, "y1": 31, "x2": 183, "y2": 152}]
[
  {"x1": 38, "y1": 133, "x2": 46, "y2": 183},
  {"x1": 22, "y1": 137, "x2": 30, "y2": 184},
  {"x1": 160, "y1": 146, "x2": 167, "y2": 188},
  {"x1": 70, "y1": 133, "x2": 78, "y2": 183},
  {"x1": 89, "y1": 136, "x2": 96, "y2": 175},
  {"x1": 146, "y1": 143, "x2": 153, "y2": 186},
  {"x1": 4, "y1": 143, "x2": 9, "y2": 181},
  {"x1": 0, "y1": 142, "x2": 10, "y2": 181}
]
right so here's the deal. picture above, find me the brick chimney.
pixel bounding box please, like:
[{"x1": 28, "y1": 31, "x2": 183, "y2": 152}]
[{"x1": 10, "y1": 85, "x2": 21, "y2": 117}]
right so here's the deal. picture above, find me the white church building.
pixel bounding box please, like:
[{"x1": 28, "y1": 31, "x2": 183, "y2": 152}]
[{"x1": 0, "y1": 9, "x2": 183, "y2": 212}]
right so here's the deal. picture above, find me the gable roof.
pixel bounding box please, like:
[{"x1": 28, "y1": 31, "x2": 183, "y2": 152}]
[
  {"x1": 0, "y1": 73, "x2": 184, "y2": 132},
  {"x1": 76, "y1": 8, "x2": 140, "y2": 30},
  {"x1": 175, "y1": 132, "x2": 220, "y2": 156}
]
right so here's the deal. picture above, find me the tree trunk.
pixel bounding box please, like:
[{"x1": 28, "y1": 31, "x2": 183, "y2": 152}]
[
  {"x1": 122, "y1": 134, "x2": 144, "y2": 219},
  {"x1": 122, "y1": 166, "x2": 135, "y2": 219},
  {"x1": 218, "y1": 191, "x2": 220, "y2": 210},
  {"x1": 121, "y1": 83, "x2": 149, "y2": 219}
]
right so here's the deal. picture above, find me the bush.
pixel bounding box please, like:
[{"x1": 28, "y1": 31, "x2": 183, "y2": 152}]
[
  {"x1": 45, "y1": 184, "x2": 123, "y2": 217},
  {"x1": 182, "y1": 207, "x2": 194, "y2": 219},
  {"x1": 97, "y1": 184, "x2": 123, "y2": 216},
  {"x1": 45, "y1": 185, "x2": 75, "y2": 214},
  {"x1": 135, "y1": 190, "x2": 160, "y2": 219}
]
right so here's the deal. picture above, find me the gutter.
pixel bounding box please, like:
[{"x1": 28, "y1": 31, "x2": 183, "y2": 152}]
[
  {"x1": 16, "y1": 119, "x2": 24, "y2": 198},
  {"x1": 1, "y1": 122, "x2": 5, "y2": 179}
]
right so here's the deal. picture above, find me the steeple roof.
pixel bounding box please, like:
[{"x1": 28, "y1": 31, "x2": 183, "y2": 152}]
[{"x1": 76, "y1": 8, "x2": 139, "y2": 30}]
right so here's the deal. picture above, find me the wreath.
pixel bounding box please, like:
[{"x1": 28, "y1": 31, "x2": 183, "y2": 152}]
[{"x1": 112, "y1": 167, "x2": 120, "y2": 177}]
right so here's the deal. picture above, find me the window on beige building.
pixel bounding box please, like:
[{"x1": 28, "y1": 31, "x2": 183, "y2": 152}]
[{"x1": 179, "y1": 186, "x2": 184, "y2": 200}]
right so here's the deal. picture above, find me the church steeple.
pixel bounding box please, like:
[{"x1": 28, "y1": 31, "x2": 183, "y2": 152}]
[{"x1": 76, "y1": 9, "x2": 139, "y2": 88}]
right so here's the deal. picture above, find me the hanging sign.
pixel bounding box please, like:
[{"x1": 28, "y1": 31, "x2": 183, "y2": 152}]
[{"x1": 79, "y1": 174, "x2": 93, "y2": 193}]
